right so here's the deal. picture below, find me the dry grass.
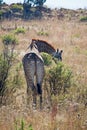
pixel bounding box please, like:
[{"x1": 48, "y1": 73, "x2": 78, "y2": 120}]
[{"x1": 0, "y1": 15, "x2": 87, "y2": 130}]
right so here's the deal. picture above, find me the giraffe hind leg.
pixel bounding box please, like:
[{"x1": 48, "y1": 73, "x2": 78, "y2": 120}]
[
  {"x1": 37, "y1": 83, "x2": 42, "y2": 109},
  {"x1": 32, "y1": 85, "x2": 37, "y2": 107}
]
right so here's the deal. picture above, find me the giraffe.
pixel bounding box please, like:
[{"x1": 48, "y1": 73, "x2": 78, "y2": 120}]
[{"x1": 22, "y1": 42, "x2": 44, "y2": 108}]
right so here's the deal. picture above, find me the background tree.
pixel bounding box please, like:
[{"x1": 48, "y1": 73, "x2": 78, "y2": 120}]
[
  {"x1": 23, "y1": 0, "x2": 46, "y2": 7},
  {"x1": 23, "y1": 0, "x2": 47, "y2": 19},
  {"x1": 35, "y1": 0, "x2": 46, "y2": 6},
  {"x1": 0, "y1": 0, "x2": 3, "y2": 9},
  {"x1": 0, "y1": 0, "x2": 3, "y2": 4},
  {"x1": 23, "y1": 0, "x2": 32, "y2": 19}
]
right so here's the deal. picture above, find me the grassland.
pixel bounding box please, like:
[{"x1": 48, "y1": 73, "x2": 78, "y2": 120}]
[{"x1": 0, "y1": 10, "x2": 87, "y2": 130}]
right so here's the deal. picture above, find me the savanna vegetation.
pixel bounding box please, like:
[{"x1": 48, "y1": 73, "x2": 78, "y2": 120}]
[{"x1": 0, "y1": 2, "x2": 87, "y2": 130}]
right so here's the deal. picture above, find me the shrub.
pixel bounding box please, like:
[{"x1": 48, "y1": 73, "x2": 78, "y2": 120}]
[
  {"x1": 37, "y1": 31, "x2": 49, "y2": 36},
  {"x1": 2, "y1": 34, "x2": 18, "y2": 45},
  {"x1": 10, "y1": 4, "x2": 23, "y2": 13},
  {"x1": 41, "y1": 52, "x2": 52, "y2": 66},
  {"x1": 14, "y1": 28, "x2": 26, "y2": 34},
  {"x1": 80, "y1": 16, "x2": 87, "y2": 22},
  {"x1": 0, "y1": 34, "x2": 17, "y2": 103},
  {"x1": 46, "y1": 62, "x2": 72, "y2": 95},
  {"x1": 0, "y1": 53, "x2": 14, "y2": 93}
]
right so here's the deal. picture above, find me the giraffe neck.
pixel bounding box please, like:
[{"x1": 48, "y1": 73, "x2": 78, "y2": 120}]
[{"x1": 31, "y1": 39, "x2": 56, "y2": 55}]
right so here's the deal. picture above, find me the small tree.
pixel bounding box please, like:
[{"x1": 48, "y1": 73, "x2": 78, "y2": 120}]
[
  {"x1": 23, "y1": 0, "x2": 32, "y2": 19},
  {"x1": 23, "y1": 0, "x2": 46, "y2": 18},
  {"x1": 0, "y1": 34, "x2": 18, "y2": 101}
]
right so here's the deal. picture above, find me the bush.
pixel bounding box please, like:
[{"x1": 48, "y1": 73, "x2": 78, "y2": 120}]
[
  {"x1": 80, "y1": 16, "x2": 87, "y2": 22},
  {"x1": 46, "y1": 62, "x2": 72, "y2": 95},
  {"x1": 14, "y1": 28, "x2": 26, "y2": 34},
  {"x1": 0, "y1": 34, "x2": 17, "y2": 102},
  {"x1": 41, "y1": 52, "x2": 52, "y2": 66},
  {"x1": 37, "y1": 31, "x2": 49, "y2": 36},
  {"x1": 0, "y1": 51, "x2": 15, "y2": 97},
  {"x1": 10, "y1": 4, "x2": 23, "y2": 13},
  {"x1": 2, "y1": 34, "x2": 18, "y2": 45}
]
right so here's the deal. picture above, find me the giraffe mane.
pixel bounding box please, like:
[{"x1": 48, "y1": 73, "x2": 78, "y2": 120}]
[{"x1": 31, "y1": 39, "x2": 56, "y2": 54}]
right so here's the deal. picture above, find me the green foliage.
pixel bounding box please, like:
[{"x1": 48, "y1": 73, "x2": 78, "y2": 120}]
[
  {"x1": 20, "y1": 119, "x2": 25, "y2": 130},
  {"x1": 23, "y1": 0, "x2": 47, "y2": 18},
  {"x1": 0, "y1": 34, "x2": 17, "y2": 98},
  {"x1": 0, "y1": 10, "x2": 3, "y2": 15},
  {"x1": 0, "y1": 55, "x2": 9, "y2": 75},
  {"x1": 0, "y1": 54, "x2": 9, "y2": 93},
  {"x1": 73, "y1": 33, "x2": 80, "y2": 38},
  {"x1": 80, "y1": 16, "x2": 87, "y2": 22},
  {"x1": 0, "y1": 51, "x2": 15, "y2": 97},
  {"x1": 28, "y1": 124, "x2": 33, "y2": 130},
  {"x1": 10, "y1": 4, "x2": 23, "y2": 13},
  {"x1": 46, "y1": 62, "x2": 72, "y2": 95},
  {"x1": 24, "y1": 0, "x2": 46, "y2": 7},
  {"x1": 37, "y1": 30, "x2": 49, "y2": 36},
  {"x1": 2, "y1": 34, "x2": 18, "y2": 45},
  {"x1": 41, "y1": 52, "x2": 52, "y2": 66},
  {"x1": 14, "y1": 119, "x2": 25, "y2": 130},
  {"x1": 14, "y1": 28, "x2": 26, "y2": 34},
  {"x1": 14, "y1": 119, "x2": 33, "y2": 130},
  {"x1": 34, "y1": 0, "x2": 46, "y2": 6}
]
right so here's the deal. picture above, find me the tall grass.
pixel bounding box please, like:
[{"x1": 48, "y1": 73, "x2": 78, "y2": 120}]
[{"x1": 0, "y1": 12, "x2": 87, "y2": 130}]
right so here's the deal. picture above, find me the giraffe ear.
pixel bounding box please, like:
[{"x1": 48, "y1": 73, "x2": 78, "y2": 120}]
[{"x1": 57, "y1": 48, "x2": 59, "y2": 52}]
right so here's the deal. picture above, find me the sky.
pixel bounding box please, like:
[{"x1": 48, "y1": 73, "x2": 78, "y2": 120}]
[{"x1": 4, "y1": 0, "x2": 87, "y2": 9}]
